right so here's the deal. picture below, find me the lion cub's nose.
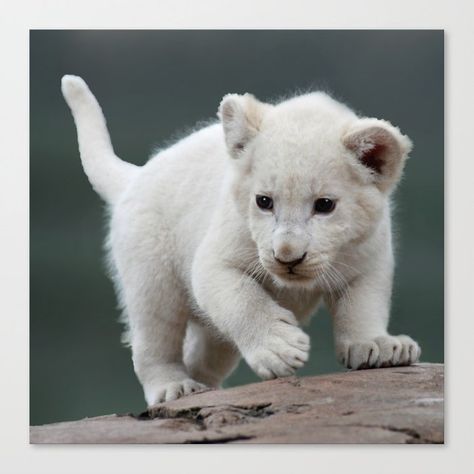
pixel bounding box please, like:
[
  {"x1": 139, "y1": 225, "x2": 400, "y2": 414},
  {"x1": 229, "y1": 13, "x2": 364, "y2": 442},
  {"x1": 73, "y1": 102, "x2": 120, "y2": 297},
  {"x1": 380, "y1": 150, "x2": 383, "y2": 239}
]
[{"x1": 274, "y1": 252, "x2": 307, "y2": 269}]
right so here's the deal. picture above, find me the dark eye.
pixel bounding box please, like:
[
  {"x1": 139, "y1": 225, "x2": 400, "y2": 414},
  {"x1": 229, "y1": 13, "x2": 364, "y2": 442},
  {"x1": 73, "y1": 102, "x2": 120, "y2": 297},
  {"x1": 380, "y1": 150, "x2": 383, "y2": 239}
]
[
  {"x1": 314, "y1": 198, "x2": 336, "y2": 214},
  {"x1": 256, "y1": 195, "x2": 273, "y2": 210}
]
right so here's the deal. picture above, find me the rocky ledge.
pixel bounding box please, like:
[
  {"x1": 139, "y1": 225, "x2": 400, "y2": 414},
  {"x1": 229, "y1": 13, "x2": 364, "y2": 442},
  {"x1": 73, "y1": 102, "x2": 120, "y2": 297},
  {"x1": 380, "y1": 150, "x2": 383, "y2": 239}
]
[{"x1": 30, "y1": 363, "x2": 443, "y2": 444}]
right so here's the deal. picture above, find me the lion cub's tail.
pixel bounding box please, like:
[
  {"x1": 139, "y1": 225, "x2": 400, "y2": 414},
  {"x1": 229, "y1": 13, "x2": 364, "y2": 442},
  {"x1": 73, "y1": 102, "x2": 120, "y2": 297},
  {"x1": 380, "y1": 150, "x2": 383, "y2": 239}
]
[{"x1": 61, "y1": 75, "x2": 138, "y2": 204}]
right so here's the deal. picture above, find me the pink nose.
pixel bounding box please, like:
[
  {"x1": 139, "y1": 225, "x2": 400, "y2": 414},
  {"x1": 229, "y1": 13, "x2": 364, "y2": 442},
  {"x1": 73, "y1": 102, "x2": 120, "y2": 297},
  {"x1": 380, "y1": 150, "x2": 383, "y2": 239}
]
[{"x1": 273, "y1": 252, "x2": 307, "y2": 268}]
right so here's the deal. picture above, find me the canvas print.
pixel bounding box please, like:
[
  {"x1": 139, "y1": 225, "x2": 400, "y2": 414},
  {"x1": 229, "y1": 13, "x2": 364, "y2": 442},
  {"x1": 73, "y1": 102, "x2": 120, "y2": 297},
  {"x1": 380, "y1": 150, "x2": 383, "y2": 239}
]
[{"x1": 30, "y1": 30, "x2": 444, "y2": 443}]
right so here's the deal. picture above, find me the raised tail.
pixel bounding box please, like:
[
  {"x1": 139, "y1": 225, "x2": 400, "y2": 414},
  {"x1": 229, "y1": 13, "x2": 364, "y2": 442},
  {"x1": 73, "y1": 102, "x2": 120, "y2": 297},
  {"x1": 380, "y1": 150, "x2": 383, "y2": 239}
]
[{"x1": 61, "y1": 75, "x2": 138, "y2": 204}]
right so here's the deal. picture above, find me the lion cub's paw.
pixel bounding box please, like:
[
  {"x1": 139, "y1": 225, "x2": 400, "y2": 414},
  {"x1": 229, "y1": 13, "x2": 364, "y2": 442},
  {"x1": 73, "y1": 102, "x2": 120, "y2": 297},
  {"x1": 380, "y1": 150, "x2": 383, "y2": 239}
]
[
  {"x1": 337, "y1": 334, "x2": 421, "y2": 370},
  {"x1": 148, "y1": 378, "x2": 209, "y2": 405},
  {"x1": 245, "y1": 319, "x2": 310, "y2": 380}
]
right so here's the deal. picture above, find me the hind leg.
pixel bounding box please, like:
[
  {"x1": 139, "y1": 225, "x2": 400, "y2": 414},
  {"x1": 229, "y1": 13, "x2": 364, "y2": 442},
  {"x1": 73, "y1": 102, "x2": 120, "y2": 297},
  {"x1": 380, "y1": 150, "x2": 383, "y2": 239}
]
[
  {"x1": 110, "y1": 216, "x2": 207, "y2": 406},
  {"x1": 184, "y1": 320, "x2": 241, "y2": 388}
]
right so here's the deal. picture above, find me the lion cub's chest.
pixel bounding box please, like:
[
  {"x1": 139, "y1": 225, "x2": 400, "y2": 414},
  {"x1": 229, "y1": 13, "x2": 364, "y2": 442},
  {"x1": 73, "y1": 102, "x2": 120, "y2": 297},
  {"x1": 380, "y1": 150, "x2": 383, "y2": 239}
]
[{"x1": 265, "y1": 282, "x2": 323, "y2": 323}]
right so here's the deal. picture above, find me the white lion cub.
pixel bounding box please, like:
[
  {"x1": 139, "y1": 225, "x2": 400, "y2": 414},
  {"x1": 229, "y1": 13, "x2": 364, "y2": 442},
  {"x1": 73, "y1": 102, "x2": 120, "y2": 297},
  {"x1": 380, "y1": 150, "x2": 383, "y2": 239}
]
[{"x1": 62, "y1": 75, "x2": 421, "y2": 406}]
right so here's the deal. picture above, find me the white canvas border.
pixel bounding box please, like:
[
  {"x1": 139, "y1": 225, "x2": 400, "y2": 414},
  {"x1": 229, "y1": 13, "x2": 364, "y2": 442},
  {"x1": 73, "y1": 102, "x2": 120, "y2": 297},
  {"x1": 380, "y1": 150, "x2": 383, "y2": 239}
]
[{"x1": 1, "y1": 0, "x2": 473, "y2": 472}]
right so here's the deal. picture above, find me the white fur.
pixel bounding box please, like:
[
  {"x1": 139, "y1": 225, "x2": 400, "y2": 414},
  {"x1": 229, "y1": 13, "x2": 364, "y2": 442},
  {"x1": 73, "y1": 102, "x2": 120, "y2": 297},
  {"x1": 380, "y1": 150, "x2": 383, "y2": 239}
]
[{"x1": 61, "y1": 75, "x2": 421, "y2": 407}]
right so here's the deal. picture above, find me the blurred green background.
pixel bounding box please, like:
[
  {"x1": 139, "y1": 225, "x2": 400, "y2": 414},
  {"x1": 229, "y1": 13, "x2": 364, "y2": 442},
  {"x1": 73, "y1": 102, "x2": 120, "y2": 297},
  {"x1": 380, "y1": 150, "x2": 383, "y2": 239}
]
[{"x1": 30, "y1": 30, "x2": 443, "y2": 425}]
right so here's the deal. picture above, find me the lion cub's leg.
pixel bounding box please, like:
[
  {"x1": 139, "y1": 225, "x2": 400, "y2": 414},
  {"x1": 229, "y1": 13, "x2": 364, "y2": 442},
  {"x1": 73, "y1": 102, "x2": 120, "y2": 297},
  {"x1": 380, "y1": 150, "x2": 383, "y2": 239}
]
[
  {"x1": 330, "y1": 255, "x2": 421, "y2": 370},
  {"x1": 184, "y1": 320, "x2": 241, "y2": 387},
  {"x1": 111, "y1": 218, "x2": 207, "y2": 406}
]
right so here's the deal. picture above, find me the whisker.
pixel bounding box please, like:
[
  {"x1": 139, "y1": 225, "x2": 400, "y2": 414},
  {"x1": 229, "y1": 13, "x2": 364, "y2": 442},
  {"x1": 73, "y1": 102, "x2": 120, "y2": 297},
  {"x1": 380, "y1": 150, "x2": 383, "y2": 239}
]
[
  {"x1": 324, "y1": 263, "x2": 353, "y2": 311},
  {"x1": 332, "y1": 260, "x2": 359, "y2": 274}
]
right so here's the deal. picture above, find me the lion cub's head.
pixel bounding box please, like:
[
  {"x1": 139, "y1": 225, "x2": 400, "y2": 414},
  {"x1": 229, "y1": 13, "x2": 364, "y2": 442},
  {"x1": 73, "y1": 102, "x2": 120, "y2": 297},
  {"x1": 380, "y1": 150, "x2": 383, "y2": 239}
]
[{"x1": 219, "y1": 92, "x2": 412, "y2": 289}]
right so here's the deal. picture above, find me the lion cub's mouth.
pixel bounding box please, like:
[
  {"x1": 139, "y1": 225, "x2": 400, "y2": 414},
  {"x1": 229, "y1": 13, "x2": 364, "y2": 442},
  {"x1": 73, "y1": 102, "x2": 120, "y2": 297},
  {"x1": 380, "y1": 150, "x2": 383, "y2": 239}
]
[
  {"x1": 281, "y1": 271, "x2": 314, "y2": 281},
  {"x1": 260, "y1": 256, "x2": 325, "y2": 286},
  {"x1": 268, "y1": 266, "x2": 319, "y2": 284}
]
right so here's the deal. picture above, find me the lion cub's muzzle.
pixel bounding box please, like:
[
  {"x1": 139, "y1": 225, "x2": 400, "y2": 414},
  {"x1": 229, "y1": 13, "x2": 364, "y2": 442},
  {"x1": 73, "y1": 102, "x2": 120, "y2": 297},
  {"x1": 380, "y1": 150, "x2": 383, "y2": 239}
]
[{"x1": 273, "y1": 251, "x2": 307, "y2": 274}]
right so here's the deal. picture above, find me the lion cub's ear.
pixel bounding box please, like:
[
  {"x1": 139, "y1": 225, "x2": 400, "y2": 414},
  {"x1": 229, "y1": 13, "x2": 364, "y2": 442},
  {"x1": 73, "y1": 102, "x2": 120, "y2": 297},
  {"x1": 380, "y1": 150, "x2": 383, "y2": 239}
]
[
  {"x1": 342, "y1": 118, "x2": 413, "y2": 193},
  {"x1": 218, "y1": 93, "x2": 271, "y2": 158}
]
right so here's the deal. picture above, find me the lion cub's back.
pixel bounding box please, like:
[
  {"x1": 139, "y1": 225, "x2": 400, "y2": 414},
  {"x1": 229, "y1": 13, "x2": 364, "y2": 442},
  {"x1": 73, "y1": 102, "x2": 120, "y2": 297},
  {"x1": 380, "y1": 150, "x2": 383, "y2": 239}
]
[{"x1": 121, "y1": 122, "x2": 229, "y2": 275}]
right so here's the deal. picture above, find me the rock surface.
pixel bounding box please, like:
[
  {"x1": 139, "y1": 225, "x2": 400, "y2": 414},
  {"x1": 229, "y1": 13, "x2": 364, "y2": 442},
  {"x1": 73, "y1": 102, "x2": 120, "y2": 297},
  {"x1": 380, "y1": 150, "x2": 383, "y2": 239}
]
[{"x1": 30, "y1": 363, "x2": 443, "y2": 444}]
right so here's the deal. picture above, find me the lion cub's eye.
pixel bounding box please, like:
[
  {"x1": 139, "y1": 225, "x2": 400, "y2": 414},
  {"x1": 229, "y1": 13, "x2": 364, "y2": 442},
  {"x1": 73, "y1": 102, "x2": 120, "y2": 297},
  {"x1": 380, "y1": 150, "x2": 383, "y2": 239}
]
[
  {"x1": 256, "y1": 195, "x2": 273, "y2": 210},
  {"x1": 314, "y1": 198, "x2": 336, "y2": 214}
]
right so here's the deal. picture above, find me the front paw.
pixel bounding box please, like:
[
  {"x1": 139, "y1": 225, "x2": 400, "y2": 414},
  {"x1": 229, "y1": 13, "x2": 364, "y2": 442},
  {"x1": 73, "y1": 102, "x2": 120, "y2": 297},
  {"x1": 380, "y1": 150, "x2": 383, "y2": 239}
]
[
  {"x1": 243, "y1": 317, "x2": 310, "y2": 379},
  {"x1": 336, "y1": 334, "x2": 421, "y2": 370},
  {"x1": 145, "y1": 378, "x2": 209, "y2": 406}
]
